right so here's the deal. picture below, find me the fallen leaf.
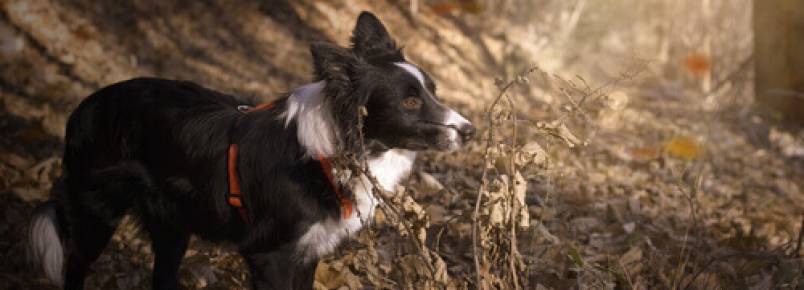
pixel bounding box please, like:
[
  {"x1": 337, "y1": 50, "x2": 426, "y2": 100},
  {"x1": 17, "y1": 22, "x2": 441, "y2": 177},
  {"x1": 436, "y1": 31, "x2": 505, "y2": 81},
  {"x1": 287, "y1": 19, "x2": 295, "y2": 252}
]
[
  {"x1": 425, "y1": 204, "x2": 448, "y2": 224},
  {"x1": 685, "y1": 53, "x2": 710, "y2": 76},
  {"x1": 518, "y1": 141, "x2": 548, "y2": 168},
  {"x1": 12, "y1": 186, "x2": 46, "y2": 202},
  {"x1": 567, "y1": 247, "x2": 585, "y2": 267},
  {"x1": 513, "y1": 171, "x2": 529, "y2": 228},
  {"x1": 664, "y1": 136, "x2": 702, "y2": 159},
  {"x1": 0, "y1": 153, "x2": 34, "y2": 169},
  {"x1": 619, "y1": 247, "x2": 642, "y2": 266},
  {"x1": 418, "y1": 171, "x2": 445, "y2": 192},
  {"x1": 429, "y1": 1, "x2": 485, "y2": 15},
  {"x1": 429, "y1": 3, "x2": 457, "y2": 14},
  {"x1": 630, "y1": 146, "x2": 662, "y2": 161}
]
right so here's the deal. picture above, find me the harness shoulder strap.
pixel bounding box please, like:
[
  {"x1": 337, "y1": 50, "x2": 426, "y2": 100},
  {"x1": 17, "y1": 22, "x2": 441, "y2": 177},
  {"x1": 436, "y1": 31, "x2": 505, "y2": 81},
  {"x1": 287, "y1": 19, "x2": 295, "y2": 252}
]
[
  {"x1": 227, "y1": 102, "x2": 354, "y2": 225},
  {"x1": 227, "y1": 103, "x2": 276, "y2": 224}
]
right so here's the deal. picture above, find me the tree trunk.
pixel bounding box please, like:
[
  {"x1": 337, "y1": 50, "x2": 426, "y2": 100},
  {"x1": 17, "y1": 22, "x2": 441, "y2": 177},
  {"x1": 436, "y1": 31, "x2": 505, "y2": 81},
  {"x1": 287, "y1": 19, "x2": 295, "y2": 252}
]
[{"x1": 754, "y1": 0, "x2": 804, "y2": 124}]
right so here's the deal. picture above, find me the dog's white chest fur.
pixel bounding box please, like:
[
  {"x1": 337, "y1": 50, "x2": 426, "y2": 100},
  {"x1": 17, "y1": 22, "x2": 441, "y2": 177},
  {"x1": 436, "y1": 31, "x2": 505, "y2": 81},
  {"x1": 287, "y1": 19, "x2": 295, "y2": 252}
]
[{"x1": 296, "y1": 149, "x2": 415, "y2": 261}]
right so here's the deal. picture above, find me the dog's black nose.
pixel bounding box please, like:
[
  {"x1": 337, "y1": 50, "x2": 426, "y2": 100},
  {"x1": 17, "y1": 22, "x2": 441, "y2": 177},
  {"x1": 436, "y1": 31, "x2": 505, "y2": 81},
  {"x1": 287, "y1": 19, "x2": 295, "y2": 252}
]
[{"x1": 458, "y1": 123, "x2": 476, "y2": 141}]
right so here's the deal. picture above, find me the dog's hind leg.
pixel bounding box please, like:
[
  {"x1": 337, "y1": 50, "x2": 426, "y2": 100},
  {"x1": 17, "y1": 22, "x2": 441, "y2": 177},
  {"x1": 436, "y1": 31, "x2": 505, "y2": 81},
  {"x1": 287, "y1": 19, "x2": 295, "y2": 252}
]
[
  {"x1": 148, "y1": 228, "x2": 190, "y2": 290},
  {"x1": 63, "y1": 211, "x2": 120, "y2": 290},
  {"x1": 63, "y1": 162, "x2": 149, "y2": 289}
]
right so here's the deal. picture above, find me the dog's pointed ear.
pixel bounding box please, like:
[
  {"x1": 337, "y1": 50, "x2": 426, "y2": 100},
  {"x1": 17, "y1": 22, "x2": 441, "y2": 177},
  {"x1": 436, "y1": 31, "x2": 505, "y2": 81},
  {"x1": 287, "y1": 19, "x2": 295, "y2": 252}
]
[
  {"x1": 310, "y1": 42, "x2": 370, "y2": 155},
  {"x1": 310, "y1": 42, "x2": 361, "y2": 82},
  {"x1": 350, "y1": 11, "x2": 402, "y2": 60}
]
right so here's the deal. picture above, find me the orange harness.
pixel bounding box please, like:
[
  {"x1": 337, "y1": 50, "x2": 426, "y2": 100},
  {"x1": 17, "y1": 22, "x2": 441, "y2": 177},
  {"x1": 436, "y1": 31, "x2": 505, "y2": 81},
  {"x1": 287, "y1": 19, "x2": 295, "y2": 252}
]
[{"x1": 227, "y1": 103, "x2": 352, "y2": 224}]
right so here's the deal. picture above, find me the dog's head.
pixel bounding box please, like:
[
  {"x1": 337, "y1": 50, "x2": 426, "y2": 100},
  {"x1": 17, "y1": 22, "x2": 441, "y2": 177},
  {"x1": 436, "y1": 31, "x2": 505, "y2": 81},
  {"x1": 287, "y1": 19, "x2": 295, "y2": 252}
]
[{"x1": 311, "y1": 12, "x2": 475, "y2": 154}]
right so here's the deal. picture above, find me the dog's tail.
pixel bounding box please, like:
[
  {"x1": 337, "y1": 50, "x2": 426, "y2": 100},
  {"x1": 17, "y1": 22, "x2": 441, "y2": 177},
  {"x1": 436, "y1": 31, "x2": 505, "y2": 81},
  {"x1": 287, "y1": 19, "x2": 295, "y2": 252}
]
[{"x1": 28, "y1": 199, "x2": 66, "y2": 286}]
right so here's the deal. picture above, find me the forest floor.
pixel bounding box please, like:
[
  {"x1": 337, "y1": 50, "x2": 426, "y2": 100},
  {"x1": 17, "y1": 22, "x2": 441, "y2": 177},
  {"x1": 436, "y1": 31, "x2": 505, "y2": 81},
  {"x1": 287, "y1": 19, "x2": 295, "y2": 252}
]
[{"x1": 1, "y1": 1, "x2": 803, "y2": 289}]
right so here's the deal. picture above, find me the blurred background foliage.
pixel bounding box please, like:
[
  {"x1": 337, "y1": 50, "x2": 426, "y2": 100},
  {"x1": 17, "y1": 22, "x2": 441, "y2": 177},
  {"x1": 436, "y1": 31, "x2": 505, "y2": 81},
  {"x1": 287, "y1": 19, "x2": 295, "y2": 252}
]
[{"x1": 1, "y1": 0, "x2": 802, "y2": 289}]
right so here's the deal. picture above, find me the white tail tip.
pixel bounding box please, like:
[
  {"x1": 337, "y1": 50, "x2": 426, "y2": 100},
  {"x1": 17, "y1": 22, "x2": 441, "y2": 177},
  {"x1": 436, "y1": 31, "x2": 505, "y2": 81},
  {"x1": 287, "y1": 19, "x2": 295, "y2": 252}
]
[{"x1": 28, "y1": 203, "x2": 64, "y2": 286}]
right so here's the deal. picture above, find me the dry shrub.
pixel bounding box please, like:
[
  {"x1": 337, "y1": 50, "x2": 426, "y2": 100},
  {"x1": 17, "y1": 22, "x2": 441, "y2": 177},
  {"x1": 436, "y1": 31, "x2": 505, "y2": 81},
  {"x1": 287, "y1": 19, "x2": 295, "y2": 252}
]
[{"x1": 328, "y1": 62, "x2": 646, "y2": 290}]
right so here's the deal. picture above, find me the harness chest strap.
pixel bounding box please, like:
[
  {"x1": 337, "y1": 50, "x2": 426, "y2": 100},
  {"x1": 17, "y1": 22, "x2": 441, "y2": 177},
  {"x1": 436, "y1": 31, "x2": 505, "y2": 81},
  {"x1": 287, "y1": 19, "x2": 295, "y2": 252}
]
[
  {"x1": 316, "y1": 154, "x2": 353, "y2": 219},
  {"x1": 227, "y1": 102, "x2": 353, "y2": 224},
  {"x1": 227, "y1": 144, "x2": 249, "y2": 223}
]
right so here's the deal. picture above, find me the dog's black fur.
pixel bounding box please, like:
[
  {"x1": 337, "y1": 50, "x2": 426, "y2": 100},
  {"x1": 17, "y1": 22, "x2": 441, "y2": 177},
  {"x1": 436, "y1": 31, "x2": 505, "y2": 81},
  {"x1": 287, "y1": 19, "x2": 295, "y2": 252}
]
[{"x1": 28, "y1": 12, "x2": 474, "y2": 290}]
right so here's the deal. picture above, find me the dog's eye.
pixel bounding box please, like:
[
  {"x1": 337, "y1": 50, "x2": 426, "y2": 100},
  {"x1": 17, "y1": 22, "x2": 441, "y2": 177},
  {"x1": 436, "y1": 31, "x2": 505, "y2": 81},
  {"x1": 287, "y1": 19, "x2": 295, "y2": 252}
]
[{"x1": 402, "y1": 97, "x2": 423, "y2": 110}]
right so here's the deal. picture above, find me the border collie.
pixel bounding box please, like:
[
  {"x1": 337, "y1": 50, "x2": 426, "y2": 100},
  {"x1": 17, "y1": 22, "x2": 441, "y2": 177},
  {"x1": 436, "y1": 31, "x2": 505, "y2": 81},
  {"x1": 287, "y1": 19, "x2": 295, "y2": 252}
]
[{"x1": 27, "y1": 11, "x2": 474, "y2": 290}]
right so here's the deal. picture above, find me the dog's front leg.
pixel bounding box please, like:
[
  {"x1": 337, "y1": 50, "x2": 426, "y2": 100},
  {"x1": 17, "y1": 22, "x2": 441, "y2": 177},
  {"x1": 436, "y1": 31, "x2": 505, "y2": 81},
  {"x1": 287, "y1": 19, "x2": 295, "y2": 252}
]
[
  {"x1": 243, "y1": 249, "x2": 319, "y2": 290},
  {"x1": 149, "y1": 229, "x2": 190, "y2": 290}
]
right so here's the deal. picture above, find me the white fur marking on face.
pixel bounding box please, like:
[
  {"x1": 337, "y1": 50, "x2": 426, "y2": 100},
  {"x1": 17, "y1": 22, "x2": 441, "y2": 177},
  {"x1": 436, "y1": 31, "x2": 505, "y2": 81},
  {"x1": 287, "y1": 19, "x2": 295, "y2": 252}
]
[
  {"x1": 444, "y1": 110, "x2": 472, "y2": 150},
  {"x1": 29, "y1": 205, "x2": 64, "y2": 286},
  {"x1": 394, "y1": 62, "x2": 426, "y2": 86},
  {"x1": 296, "y1": 149, "x2": 417, "y2": 261},
  {"x1": 444, "y1": 110, "x2": 471, "y2": 127},
  {"x1": 283, "y1": 81, "x2": 337, "y2": 157}
]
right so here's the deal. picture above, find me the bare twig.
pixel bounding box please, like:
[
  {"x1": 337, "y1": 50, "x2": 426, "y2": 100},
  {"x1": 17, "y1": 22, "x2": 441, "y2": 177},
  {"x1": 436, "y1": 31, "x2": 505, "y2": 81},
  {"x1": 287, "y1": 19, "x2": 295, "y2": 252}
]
[
  {"x1": 472, "y1": 67, "x2": 538, "y2": 290},
  {"x1": 504, "y1": 91, "x2": 520, "y2": 290},
  {"x1": 673, "y1": 172, "x2": 702, "y2": 290},
  {"x1": 472, "y1": 78, "x2": 510, "y2": 290},
  {"x1": 349, "y1": 107, "x2": 440, "y2": 287},
  {"x1": 795, "y1": 216, "x2": 803, "y2": 257},
  {"x1": 619, "y1": 260, "x2": 635, "y2": 290}
]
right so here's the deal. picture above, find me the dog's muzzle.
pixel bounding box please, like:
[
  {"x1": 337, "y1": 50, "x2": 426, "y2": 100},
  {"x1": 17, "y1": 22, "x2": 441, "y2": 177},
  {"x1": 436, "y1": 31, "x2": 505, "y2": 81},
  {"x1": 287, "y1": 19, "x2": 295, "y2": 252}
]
[
  {"x1": 444, "y1": 109, "x2": 474, "y2": 148},
  {"x1": 422, "y1": 110, "x2": 475, "y2": 151},
  {"x1": 456, "y1": 123, "x2": 476, "y2": 142}
]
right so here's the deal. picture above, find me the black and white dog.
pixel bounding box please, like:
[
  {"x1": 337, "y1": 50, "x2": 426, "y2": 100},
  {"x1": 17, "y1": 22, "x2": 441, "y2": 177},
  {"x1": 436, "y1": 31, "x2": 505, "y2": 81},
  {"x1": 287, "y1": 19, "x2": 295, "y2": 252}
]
[{"x1": 28, "y1": 11, "x2": 474, "y2": 290}]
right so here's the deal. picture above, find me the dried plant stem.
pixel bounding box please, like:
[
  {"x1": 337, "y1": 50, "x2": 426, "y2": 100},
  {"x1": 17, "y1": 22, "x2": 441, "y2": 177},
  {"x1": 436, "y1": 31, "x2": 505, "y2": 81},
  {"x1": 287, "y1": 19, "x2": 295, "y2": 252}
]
[
  {"x1": 578, "y1": 60, "x2": 646, "y2": 107},
  {"x1": 682, "y1": 257, "x2": 718, "y2": 290},
  {"x1": 558, "y1": 87, "x2": 592, "y2": 123},
  {"x1": 619, "y1": 260, "x2": 635, "y2": 290},
  {"x1": 672, "y1": 186, "x2": 698, "y2": 290},
  {"x1": 504, "y1": 91, "x2": 521, "y2": 290},
  {"x1": 349, "y1": 154, "x2": 436, "y2": 273},
  {"x1": 796, "y1": 216, "x2": 803, "y2": 257},
  {"x1": 350, "y1": 109, "x2": 439, "y2": 285},
  {"x1": 472, "y1": 79, "x2": 512, "y2": 290},
  {"x1": 473, "y1": 67, "x2": 537, "y2": 290}
]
